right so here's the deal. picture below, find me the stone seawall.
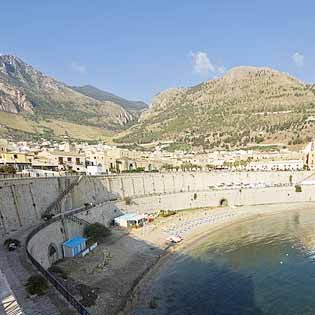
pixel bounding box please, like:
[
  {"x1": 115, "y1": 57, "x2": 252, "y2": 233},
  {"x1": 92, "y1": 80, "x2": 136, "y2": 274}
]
[
  {"x1": 0, "y1": 171, "x2": 311, "y2": 235},
  {"x1": 21, "y1": 171, "x2": 315, "y2": 269},
  {"x1": 27, "y1": 185, "x2": 315, "y2": 269},
  {"x1": 117, "y1": 185, "x2": 315, "y2": 214}
]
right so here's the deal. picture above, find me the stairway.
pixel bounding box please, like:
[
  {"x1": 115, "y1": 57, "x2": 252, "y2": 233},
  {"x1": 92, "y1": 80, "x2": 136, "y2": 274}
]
[{"x1": 42, "y1": 175, "x2": 84, "y2": 219}]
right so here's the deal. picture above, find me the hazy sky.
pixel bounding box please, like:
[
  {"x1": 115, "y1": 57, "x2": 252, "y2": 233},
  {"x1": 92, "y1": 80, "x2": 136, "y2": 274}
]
[{"x1": 1, "y1": 1, "x2": 314, "y2": 102}]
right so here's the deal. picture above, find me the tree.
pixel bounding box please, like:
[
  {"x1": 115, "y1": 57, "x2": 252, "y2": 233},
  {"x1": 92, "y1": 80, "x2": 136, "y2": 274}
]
[
  {"x1": 0, "y1": 165, "x2": 16, "y2": 174},
  {"x1": 25, "y1": 275, "x2": 49, "y2": 296},
  {"x1": 162, "y1": 163, "x2": 174, "y2": 171},
  {"x1": 84, "y1": 223, "x2": 111, "y2": 243}
]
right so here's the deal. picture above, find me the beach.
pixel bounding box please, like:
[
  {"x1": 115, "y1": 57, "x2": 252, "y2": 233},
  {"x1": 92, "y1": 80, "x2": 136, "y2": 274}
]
[
  {"x1": 122, "y1": 202, "x2": 315, "y2": 315},
  {"x1": 52, "y1": 202, "x2": 315, "y2": 315}
]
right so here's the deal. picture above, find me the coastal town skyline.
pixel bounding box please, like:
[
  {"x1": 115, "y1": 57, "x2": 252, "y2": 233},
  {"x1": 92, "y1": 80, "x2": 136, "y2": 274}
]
[{"x1": 2, "y1": 2, "x2": 315, "y2": 315}]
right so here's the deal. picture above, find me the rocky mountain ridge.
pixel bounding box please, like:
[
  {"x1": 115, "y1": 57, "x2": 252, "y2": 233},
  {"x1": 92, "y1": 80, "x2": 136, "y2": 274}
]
[
  {"x1": 0, "y1": 55, "x2": 146, "y2": 140},
  {"x1": 117, "y1": 66, "x2": 315, "y2": 148},
  {"x1": 70, "y1": 85, "x2": 147, "y2": 112}
]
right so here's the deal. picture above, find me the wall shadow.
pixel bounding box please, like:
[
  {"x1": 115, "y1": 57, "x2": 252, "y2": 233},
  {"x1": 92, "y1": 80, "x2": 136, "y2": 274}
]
[
  {"x1": 48, "y1": 230, "x2": 264, "y2": 315},
  {"x1": 127, "y1": 244, "x2": 264, "y2": 315}
]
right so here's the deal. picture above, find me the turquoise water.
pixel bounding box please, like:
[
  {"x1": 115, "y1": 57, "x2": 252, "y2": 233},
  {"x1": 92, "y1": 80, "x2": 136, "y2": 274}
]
[{"x1": 134, "y1": 208, "x2": 315, "y2": 315}]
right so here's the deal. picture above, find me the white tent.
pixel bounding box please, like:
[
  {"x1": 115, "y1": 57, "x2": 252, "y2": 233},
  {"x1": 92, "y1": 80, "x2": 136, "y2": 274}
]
[{"x1": 114, "y1": 213, "x2": 146, "y2": 227}]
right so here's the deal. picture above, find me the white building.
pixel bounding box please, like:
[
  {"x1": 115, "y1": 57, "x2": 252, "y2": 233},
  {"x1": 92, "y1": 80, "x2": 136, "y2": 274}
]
[{"x1": 86, "y1": 165, "x2": 104, "y2": 176}]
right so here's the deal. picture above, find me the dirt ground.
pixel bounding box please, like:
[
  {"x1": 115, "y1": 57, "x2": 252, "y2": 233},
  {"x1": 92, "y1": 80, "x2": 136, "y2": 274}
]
[
  {"x1": 52, "y1": 228, "x2": 165, "y2": 315},
  {"x1": 50, "y1": 207, "x2": 234, "y2": 314}
]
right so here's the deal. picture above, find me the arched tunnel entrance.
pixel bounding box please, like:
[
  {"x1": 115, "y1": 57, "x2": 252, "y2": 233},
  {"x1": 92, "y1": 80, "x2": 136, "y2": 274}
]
[
  {"x1": 48, "y1": 243, "x2": 59, "y2": 265},
  {"x1": 219, "y1": 198, "x2": 228, "y2": 207}
]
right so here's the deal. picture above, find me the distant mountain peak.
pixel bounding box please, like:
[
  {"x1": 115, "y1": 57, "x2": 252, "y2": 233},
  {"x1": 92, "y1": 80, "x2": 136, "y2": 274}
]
[
  {"x1": 70, "y1": 85, "x2": 148, "y2": 111},
  {"x1": 220, "y1": 65, "x2": 301, "y2": 84},
  {"x1": 0, "y1": 54, "x2": 35, "y2": 72}
]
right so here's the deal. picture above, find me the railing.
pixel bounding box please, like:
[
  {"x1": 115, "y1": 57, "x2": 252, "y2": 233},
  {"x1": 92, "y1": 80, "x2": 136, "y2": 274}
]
[
  {"x1": 42, "y1": 175, "x2": 84, "y2": 218},
  {"x1": 0, "y1": 173, "x2": 31, "y2": 179},
  {"x1": 25, "y1": 215, "x2": 92, "y2": 315},
  {"x1": 64, "y1": 214, "x2": 90, "y2": 226}
]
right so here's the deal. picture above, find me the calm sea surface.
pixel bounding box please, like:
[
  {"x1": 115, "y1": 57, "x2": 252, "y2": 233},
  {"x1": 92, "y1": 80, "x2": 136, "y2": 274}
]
[{"x1": 133, "y1": 208, "x2": 315, "y2": 315}]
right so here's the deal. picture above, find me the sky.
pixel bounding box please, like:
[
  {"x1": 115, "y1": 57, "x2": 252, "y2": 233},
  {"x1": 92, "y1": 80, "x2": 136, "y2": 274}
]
[{"x1": 1, "y1": 0, "x2": 315, "y2": 103}]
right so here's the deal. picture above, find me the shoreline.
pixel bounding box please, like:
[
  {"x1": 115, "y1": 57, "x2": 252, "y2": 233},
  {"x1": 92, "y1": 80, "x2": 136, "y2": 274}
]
[{"x1": 121, "y1": 201, "x2": 315, "y2": 314}]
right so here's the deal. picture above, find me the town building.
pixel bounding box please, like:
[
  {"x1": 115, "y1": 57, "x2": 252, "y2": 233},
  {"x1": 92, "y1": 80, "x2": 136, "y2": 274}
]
[
  {"x1": 37, "y1": 150, "x2": 86, "y2": 173},
  {"x1": 0, "y1": 152, "x2": 33, "y2": 171}
]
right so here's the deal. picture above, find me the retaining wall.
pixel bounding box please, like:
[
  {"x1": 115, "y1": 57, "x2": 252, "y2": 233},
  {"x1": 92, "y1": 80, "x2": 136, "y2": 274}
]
[
  {"x1": 75, "y1": 202, "x2": 123, "y2": 227},
  {"x1": 117, "y1": 185, "x2": 315, "y2": 214},
  {"x1": 21, "y1": 171, "x2": 315, "y2": 269},
  {"x1": 27, "y1": 218, "x2": 86, "y2": 269},
  {"x1": 0, "y1": 171, "x2": 311, "y2": 235}
]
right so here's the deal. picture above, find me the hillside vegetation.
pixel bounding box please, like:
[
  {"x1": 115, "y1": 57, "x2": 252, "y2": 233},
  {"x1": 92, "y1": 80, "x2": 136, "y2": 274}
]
[{"x1": 116, "y1": 66, "x2": 315, "y2": 149}]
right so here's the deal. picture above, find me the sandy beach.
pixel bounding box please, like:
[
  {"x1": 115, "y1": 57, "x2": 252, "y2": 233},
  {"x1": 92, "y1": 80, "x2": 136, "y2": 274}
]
[
  {"x1": 52, "y1": 202, "x2": 315, "y2": 315},
  {"x1": 122, "y1": 202, "x2": 315, "y2": 315}
]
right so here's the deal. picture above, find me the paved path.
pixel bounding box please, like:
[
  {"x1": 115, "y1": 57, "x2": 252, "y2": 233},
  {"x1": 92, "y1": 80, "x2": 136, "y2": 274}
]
[
  {"x1": 0, "y1": 270, "x2": 24, "y2": 315},
  {"x1": 0, "y1": 227, "x2": 76, "y2": 315}
]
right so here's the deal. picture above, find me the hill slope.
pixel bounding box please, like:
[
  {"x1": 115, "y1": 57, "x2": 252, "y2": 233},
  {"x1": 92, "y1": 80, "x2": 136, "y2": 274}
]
[
  {"x1": 70, "y1": 85, "x2": 147, "y2": 112},
  {"x1": 0, "y1": 55, "x2": 137, "y2": 140},
  {"x1": 116, "y1": 66, "x2": 315, "y2": 148}
]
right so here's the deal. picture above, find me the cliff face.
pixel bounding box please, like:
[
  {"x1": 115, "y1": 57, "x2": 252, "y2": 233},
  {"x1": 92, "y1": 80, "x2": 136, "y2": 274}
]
[
  {"x1": 0, "y1": 81, "x2": 33, "y2": 113},
  {"x1": 0, "y1": 55, "x2": 144, "y2": 139}
]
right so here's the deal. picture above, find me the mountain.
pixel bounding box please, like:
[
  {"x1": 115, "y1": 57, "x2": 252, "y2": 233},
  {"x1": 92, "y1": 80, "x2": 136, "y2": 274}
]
[
  {"x1": 0, "y1": 55, "x2": 139, "y2": 140},
  {"x1": 71, "y1": 85, "x2": 147, "y2": 112},
  {"x1": 116, "y1": 66, "x2": 315, "y2": 149},
  {"x1": 2, "y1": 57, "x2": 315, "y2": 147}
]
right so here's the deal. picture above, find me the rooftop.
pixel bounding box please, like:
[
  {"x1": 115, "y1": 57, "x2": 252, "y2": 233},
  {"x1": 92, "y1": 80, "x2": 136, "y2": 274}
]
[{"x1": 63, "y1": 236, "x2": 87, "y2": 248}]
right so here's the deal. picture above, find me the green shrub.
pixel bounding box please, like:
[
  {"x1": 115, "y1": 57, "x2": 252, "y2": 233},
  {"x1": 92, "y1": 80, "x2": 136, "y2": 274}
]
[
  {"x1": 122, "y1": 167, "x2": 145, "y2": 173},
  {"x1": 149, "y1": 296, "x2": 159, "y2": 309},
  {"x1": 25, "y1": 275, "x2": 49, "y2": 296},
  {"x1": 84, "y1": 223, "x2": 111, "y2": 243},
  {"x1": 48, "y1": 265, "x2": 68, "y2": 279},
  {"x1": 0, "y1": 165, "x2": 16, "y2": 174},
  {"x1": 295, "y1": 185, "x2": 302, "y2": 192},
  {"x1": 124, "y1": 196, "x2": 133, "y2": 205},
  {"x1": 3, "y1": 238, "x2": 20, "y2": 251},
  {"x1": 159, "y1": 210, "x2": 177, "y2": 218}
]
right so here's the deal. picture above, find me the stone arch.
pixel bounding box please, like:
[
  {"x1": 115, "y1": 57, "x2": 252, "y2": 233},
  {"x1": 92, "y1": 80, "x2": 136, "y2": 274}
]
[
  {"x1": 219, "y1": 198, "x2": 228, "y2": 207},
  {"x1": 48, "y1": 243, "x2": 59, "y2": 265}
]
